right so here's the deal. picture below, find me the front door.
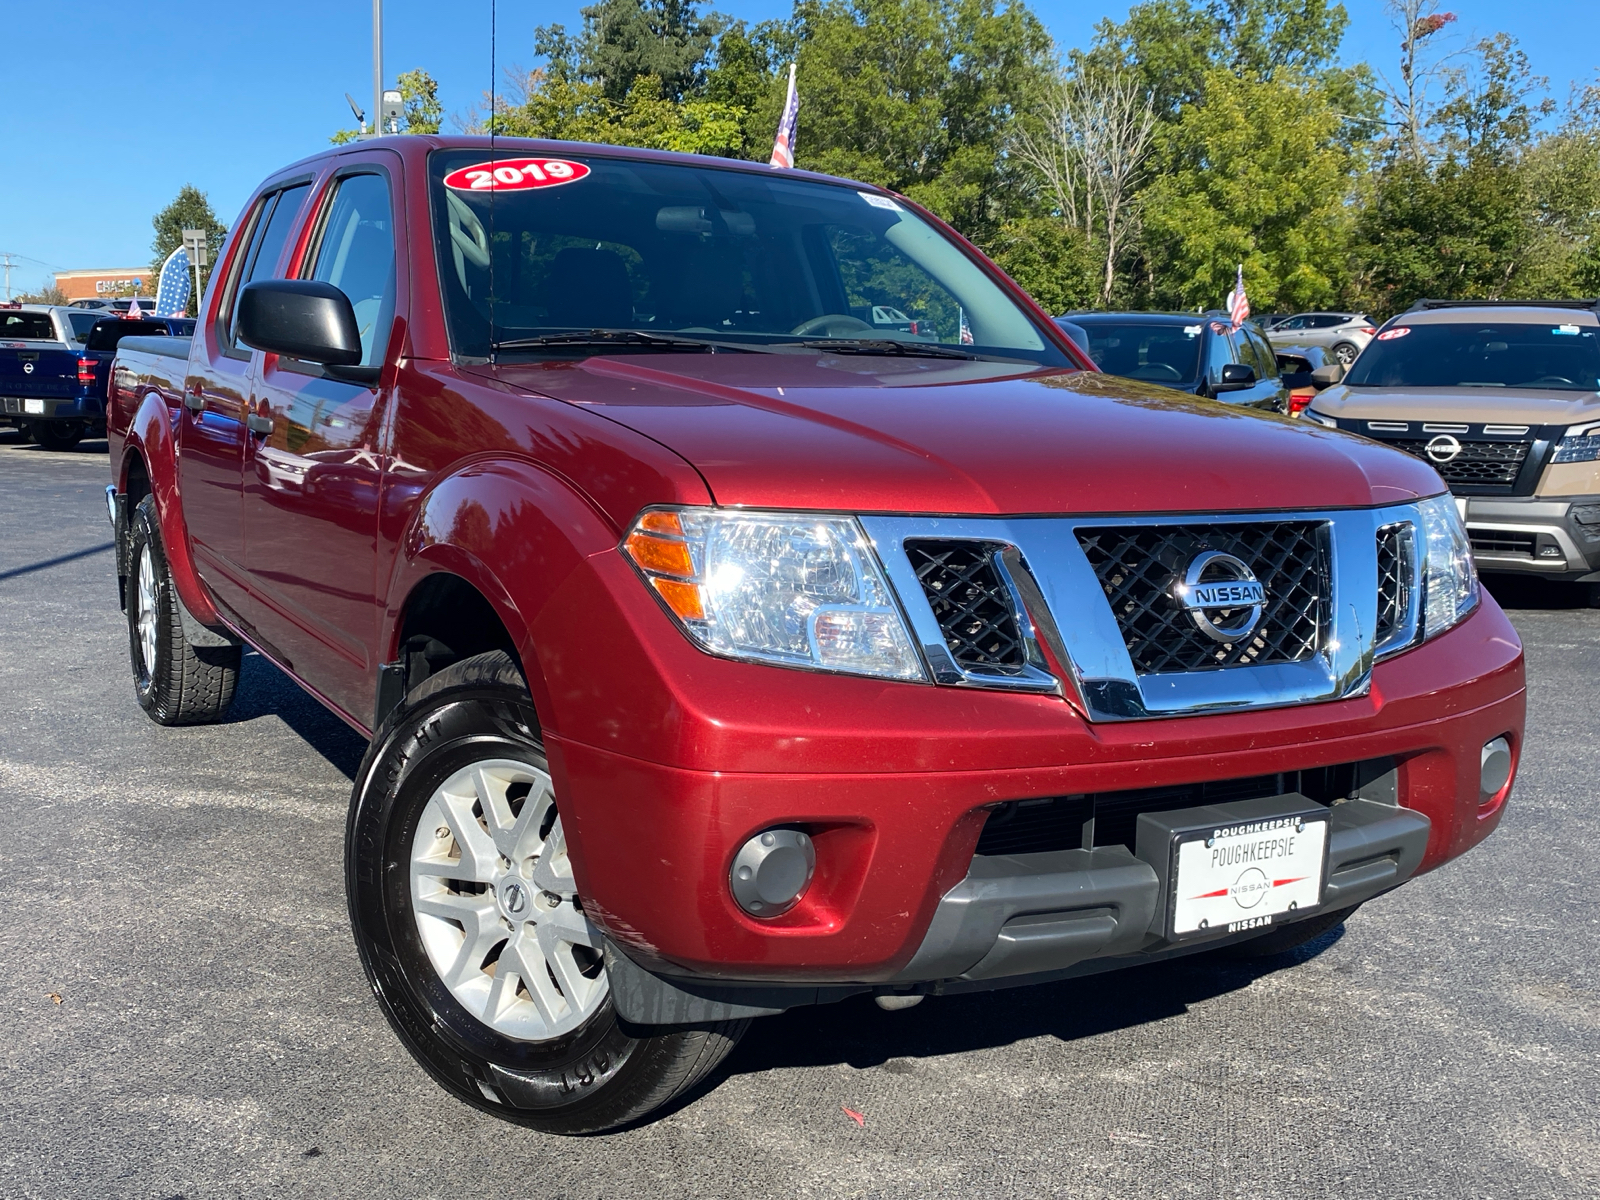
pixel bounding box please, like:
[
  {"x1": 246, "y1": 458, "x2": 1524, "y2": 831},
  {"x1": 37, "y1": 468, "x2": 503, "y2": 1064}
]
[
  {"x1": 243, "y1": 161, "x2": 401, "y2": 720},
  {"x1": 180, "y1": 181, "x2": 312, "y2": 622}
]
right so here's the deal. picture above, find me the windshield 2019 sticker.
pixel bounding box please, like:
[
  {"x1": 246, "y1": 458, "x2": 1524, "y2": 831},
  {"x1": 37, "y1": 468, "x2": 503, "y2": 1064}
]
[
  {"x1": 1377, "y1": 327, "x2": 1410, "y2": 341},
  {"x1": 1555, "y1": 324, "x2": 1580, "y2": 335},
  {"x1": 443, "y1": 158, "x2": 591, "y2": 192}
]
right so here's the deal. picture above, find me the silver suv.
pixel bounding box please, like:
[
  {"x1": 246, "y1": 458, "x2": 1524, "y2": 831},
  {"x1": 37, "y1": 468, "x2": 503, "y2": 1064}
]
[
  {"x1": 1305, "y1": 299, "x2": 1600, "y2": 600},
  {"x1": 1267, "y1": 312, "x2": 1376, "y2": 366}
]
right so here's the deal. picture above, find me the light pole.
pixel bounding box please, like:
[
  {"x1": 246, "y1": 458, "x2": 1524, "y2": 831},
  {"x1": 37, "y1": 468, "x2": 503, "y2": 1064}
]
[
  {"x1": 372, "y1": 0, "x2": 383, "y2": 141},
  {"x1": 181, "y1": 230, "x2": 208, "y2": 317}
]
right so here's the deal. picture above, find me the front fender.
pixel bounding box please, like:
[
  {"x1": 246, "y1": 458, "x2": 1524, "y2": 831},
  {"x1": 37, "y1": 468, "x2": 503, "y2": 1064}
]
[
  {"x1": 383, "y1": 457, "x2": 621, "y2": 735},
  {"x1": 124, "y1": 390, "x2": 224, "y2": 626}
]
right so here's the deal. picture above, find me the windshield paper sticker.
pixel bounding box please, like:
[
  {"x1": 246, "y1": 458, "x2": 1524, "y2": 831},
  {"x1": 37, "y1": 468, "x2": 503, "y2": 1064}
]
[
  {"x1": 1376, "y1": 326, "x2": 1410, "y2": 341},
  {"x1": 859, "y1": 192, "x2": 903, "y2": 211},
  {"x1": 443, "y1": 158, "x2": 590, "y2": 192},
  {"x1": 1555, "y1": 324, "x2": 1580, "y2": 335}
]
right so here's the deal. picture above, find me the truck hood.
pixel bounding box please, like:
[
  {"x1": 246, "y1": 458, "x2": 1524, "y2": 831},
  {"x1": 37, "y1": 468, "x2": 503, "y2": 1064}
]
[
  {"x1": 481, "y1": 355, "x2": 1443, "y2": 514},
  {"x1": 1313, "y1": 383, "x2": 1600, "y2": 427}
]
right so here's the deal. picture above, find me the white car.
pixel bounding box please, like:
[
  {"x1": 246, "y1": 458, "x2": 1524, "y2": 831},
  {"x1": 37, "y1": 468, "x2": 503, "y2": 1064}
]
[{"x1": 1266, "y1": 312, "x2": 1376, "y2": 367}]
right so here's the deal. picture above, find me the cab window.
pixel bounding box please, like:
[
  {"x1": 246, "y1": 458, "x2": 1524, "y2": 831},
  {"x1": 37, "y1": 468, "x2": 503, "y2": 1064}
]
[
  {"x1": 221, "y1": 184, "x2": 311, "y2": 356},
  {"x1": 303, "y1": 172, "x2": 396, "y2": 369}
]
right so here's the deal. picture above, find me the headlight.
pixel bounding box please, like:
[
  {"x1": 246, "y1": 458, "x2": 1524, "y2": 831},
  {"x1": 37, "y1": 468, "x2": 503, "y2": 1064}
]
[
  {"x1": 1418, "y1": 494, "x2": 1478, "y2": 637},
  {"x1": 1304, "y1": 410, "x2": 1337, "y2": 428},
  {"x1": 622, "y1": 508, "x2": 927, "y2": 682},
  {"x1": 1552, "y1": 422, "x2": 1600, "y2": 464}
]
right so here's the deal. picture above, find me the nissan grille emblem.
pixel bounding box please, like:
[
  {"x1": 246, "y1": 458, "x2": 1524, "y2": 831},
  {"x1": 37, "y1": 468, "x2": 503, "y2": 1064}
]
[
  {"x1": 1172, "y1": 550, "x2": 1267, "y2": 644},
  {"x1": 1425, "y1": 434, "x2": 1463, "y2": 464}
]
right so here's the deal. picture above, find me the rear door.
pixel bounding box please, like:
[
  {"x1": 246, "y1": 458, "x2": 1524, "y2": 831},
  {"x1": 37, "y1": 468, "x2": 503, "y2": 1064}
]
[
  {"x1": 243, "y1": 156, "x2": 401, "y2": 718},
  {"x1": 180, "y1": 180, "x2": 313, "y2": 623}
]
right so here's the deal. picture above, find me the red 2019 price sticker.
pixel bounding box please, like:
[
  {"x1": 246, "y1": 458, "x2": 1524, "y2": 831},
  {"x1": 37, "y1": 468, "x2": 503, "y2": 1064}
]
[{"x1": 443, "y1": 158, "x2": 590, "y2": 192}]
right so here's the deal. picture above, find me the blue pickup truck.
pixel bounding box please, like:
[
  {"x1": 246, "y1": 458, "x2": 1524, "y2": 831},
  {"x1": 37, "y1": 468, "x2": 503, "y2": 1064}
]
[{"x1": 1, "y1": 304, "x2": 193, "y2": 450}]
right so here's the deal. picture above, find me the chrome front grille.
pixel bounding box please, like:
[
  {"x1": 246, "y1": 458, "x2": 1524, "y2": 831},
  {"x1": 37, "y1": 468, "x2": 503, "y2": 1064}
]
[
  {"x1": 1075, "y1": 522, "x2": 1326, "y2": 675},
  {"x1": 864, "y1": 504, "x2": 1416, "y2": 722}
]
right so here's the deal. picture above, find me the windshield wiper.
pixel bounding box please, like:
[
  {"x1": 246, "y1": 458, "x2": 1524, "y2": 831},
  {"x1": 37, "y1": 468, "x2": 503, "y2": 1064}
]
[
  {"x1": 490, "y1": 329, "x2": 773, "y2": 354},
  {"x1": 798, "y1": 338, "x2": 977, "y2": 360}
]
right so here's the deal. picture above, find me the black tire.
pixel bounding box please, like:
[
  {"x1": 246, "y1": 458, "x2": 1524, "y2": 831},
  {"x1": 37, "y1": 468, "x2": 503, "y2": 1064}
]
[
  {"x1": 1331, "y1": 341, "x2": 1359, "y2": 367},
  {"x1": 1222, "y1": 903, "x2": 1359, "y2": 959},
  {"x1": 127, "y1": 495, "x2": 241, "y2": 724},
  {"x1": 1582, "y1": 582, "x2": 1600, "y2": 609},
  {"x1": 32, "y1": 421, "x2": 83, "y2": 452},
  {"x1": 346, "y1": 650, "x2": 747, "y2": 1135}
]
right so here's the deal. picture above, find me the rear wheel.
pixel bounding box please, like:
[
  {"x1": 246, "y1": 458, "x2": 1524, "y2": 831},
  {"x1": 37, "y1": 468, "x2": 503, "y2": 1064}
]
[
  {"x1": 127, "y1": 495, "x2": 240, "y2": 724},
  {"x1": 1331, "y1": 341, "x2": 1359, "y2": 367},
  {"x1": 346, "y1": 650, "x2": 747, "y2": 1134},
  {"x1": 32, "y1": 421, "x2": 83, "y2": 452}
]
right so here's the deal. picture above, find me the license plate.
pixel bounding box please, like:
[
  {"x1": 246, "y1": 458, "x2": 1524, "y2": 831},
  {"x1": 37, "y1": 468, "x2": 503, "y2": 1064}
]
[{"x1": 1170, "y1": 813, "x2": 1327, "y2": 938}]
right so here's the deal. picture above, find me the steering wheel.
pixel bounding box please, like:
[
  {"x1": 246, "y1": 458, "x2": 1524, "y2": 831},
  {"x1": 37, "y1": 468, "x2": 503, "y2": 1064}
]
[
  {"x1": 1529, "y1": 376, "x2": 1574, "y2": 387},
  {"x1": 789, "y1": 314, "x2": 876, "y2": 338},
  {"x1": 1131, "y1": 363, "x2": 1183, "y2": 382}
]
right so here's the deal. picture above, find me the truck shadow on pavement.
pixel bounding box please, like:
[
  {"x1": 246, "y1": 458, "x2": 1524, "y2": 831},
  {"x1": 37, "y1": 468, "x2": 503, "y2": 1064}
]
[
  {"x1": 725, "y1": 930, "x2": 1344, "y2": 1079},
  {"x1": 227, "y1": 651, "x2": 369, "y2": 780},
  {"x1": 1481, "y1": 572, "x2": 1596, "y2": 611}
]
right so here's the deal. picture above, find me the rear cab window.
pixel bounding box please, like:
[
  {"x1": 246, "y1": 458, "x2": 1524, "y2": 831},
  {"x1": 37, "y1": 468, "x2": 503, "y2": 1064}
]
[{"x1": 0, "y1": 312, "x2": 59, "y2": 341}]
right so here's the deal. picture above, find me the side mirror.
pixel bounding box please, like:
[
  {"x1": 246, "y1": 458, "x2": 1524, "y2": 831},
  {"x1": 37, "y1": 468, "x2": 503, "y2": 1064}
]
[
  {"x1": 1310, "y1": 363, "x2": 1345, "y2": 389},
  {"x1": 1214, "y1": 362, "x2": 1256, "y2": 392},
  {"x1": 237, "y1": 280, "x2": 375, "y2": 381}
]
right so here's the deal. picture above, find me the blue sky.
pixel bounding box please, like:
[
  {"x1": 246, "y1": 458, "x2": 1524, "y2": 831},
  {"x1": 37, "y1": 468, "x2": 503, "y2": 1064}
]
[{"x1": 0, "y1": 0, "x2": 1592, "y2": 296}]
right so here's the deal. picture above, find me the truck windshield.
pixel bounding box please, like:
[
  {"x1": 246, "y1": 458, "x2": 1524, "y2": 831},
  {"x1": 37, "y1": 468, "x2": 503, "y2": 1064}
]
[
  {"x1": 0, "y1": 312, "x2": 57, "y2": 340},
  {"x1": 1344, "y1": 321, "x2": 1600, "y2": 391},
  {"x1": 428, "y1": 149, "x2": 1066, "y2": 365},
  {"x1": 1074, "y1": 321, "x2": 1202, "y2": 384}
]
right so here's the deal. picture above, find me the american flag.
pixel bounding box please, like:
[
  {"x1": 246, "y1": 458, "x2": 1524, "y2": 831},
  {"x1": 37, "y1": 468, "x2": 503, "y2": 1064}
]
[
  {"x1": 125, "y1": 296, "x2": 145, "y2": 320},
  {"x1": 1225, "y1": 263, "x2": 1250, "y2": 330},
  {"x1": 958, "y1": 307, "x2": 974, "y2": 345},
  {"x1": 769, "y1": 63, "x2": 798, "y2": 169},
  {"x1": 153, "y1": 245, "x2": 192, "y2": 318}
]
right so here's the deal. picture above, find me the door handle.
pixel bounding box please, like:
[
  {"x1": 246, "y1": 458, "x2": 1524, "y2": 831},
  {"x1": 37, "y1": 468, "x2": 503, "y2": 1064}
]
[
  {"x1": 246, "y1": 413, "x2": 273, "y2": 436},
  {"x1": 183, "y1": 386, "x2": 204, "y2": 412}
]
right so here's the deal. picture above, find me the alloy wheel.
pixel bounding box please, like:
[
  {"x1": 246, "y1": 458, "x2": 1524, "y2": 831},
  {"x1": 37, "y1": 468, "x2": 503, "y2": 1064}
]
[
  {"x1": 409, "y1": 759, "x2": 607, "y2": 1041},
  {"x1": 134, "y1": 545, "x2": 158, "y2": 680}
]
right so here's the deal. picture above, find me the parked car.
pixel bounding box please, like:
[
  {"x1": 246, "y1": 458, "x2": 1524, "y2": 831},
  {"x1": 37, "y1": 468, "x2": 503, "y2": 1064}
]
[
  {"x1": 1272, "y1": 343, "x2": 1343, "y2": 417},
  {"x1": 107, "y1": 136, "x2": 1521, "y2": 1134},
  {"x1": 1062, "y1": 311, "x2": 1288, "y2": 410},
  {"x1": 1306, "y1": 298, "x2": 1600, "y2": 601},
  {"x1": 0, "y1": 303, "x2": 117, "y2": 449},
  {"x1": 1267, "y1": 312, "x2": 1376, "y2": 367}
]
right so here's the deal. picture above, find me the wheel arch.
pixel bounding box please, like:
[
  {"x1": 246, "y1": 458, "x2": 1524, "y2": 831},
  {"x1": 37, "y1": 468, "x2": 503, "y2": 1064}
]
[
  {"x1": 382, "y1": 456, "x2": 623, "y2": 737},
  {"x1": 124, "y1": 390, "x2": 224, "y2": 625}
]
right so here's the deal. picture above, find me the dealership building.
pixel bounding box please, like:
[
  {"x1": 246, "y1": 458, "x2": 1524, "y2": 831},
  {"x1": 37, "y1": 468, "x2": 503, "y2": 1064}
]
[{"x1": 54, "y1": 267, "x2": 153, "y2": 302}]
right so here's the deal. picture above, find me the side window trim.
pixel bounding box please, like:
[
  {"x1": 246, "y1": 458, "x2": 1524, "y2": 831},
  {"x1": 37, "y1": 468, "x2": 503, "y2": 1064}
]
[{"x1": 214, "y1": 194, "x2": 271, "y2": 356}]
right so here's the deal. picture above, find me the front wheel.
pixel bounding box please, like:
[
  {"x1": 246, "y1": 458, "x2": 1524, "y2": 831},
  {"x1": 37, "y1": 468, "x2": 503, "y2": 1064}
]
[
  {"x1": 1331, "y1": 341, "x2": 1359, "y2": 367},
  {"x1": 346, "y1": 651, "x2": 747, "y2": 1134}
]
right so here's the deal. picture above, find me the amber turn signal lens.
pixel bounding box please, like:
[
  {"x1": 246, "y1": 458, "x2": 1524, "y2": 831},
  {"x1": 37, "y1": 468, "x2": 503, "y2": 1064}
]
[
  {"x1": 624, "y1": 530, "x2": 694, "y2": 578},
  {"x1": 635, "y1": 510, "x2": 684, "y2": 537},
  {"x1": 651, "y1": 576, "x2": 706, "y2": 621}
]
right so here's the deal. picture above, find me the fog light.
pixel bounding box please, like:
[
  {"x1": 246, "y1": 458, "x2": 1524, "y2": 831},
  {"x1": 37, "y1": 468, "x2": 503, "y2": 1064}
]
[
  {"x1": 729, "y1": 828, "x2": 815, "y2": 917},
  {"x1": 1481, "y1": 736, "x2": 1512, "y2": 800}
]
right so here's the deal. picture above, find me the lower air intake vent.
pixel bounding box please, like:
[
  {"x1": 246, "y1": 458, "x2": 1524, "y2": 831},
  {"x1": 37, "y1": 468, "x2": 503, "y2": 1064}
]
[
  {"x1": 1076, "y1": 522, "x2": 1327, "y2": 675},
  {"x1": 904, "y1": 540, "x2": 1027, "y2": 673}
]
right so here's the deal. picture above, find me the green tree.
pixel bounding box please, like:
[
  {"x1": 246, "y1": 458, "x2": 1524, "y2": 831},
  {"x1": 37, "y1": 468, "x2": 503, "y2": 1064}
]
[
  {"x1": 1140, "y1": 68, "x2": 1353, "y2": 311},
  {"x1": 150, "y1": 184, "x2": 228, "y2": 310},
  {"x1": 780, "y1": 0, "x2": 1053, "y2": 243},
  {"x1": 986, "y1": 217, "x2": 1097, "y2": 311},
  {"x1": 536, "y1": 0, "x2": 722, "y2": 102},
  {"x1": 1352, "y1": 36, "x2": 1571, "y2": 310},
  {"x1": 15, "y1": 283, "x2": 68, "y2": 305},
  {"x1": 497, "y1": 72, "x2": 747, "y2": 156}
]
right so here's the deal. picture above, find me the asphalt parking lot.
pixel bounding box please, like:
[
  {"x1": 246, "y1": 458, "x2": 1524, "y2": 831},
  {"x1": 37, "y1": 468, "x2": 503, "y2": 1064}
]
[{"x1": 3, "y1": 432, "x2": 1598, "y2": 1200}]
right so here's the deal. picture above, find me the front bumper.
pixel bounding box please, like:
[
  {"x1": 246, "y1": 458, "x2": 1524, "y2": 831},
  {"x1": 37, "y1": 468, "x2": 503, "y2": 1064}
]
[
  {"x1": 546, "y1": 581, "x2": 1524, "y2": 994},
  {"x1": 1465, "y1": 495, "x2": 1600, "y2": 580}
]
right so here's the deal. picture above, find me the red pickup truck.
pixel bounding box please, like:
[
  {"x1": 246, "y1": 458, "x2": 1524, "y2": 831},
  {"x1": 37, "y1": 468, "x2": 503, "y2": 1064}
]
[{"x1": 105, "y1": 136, "x2": 1524, "y2": 1134}]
